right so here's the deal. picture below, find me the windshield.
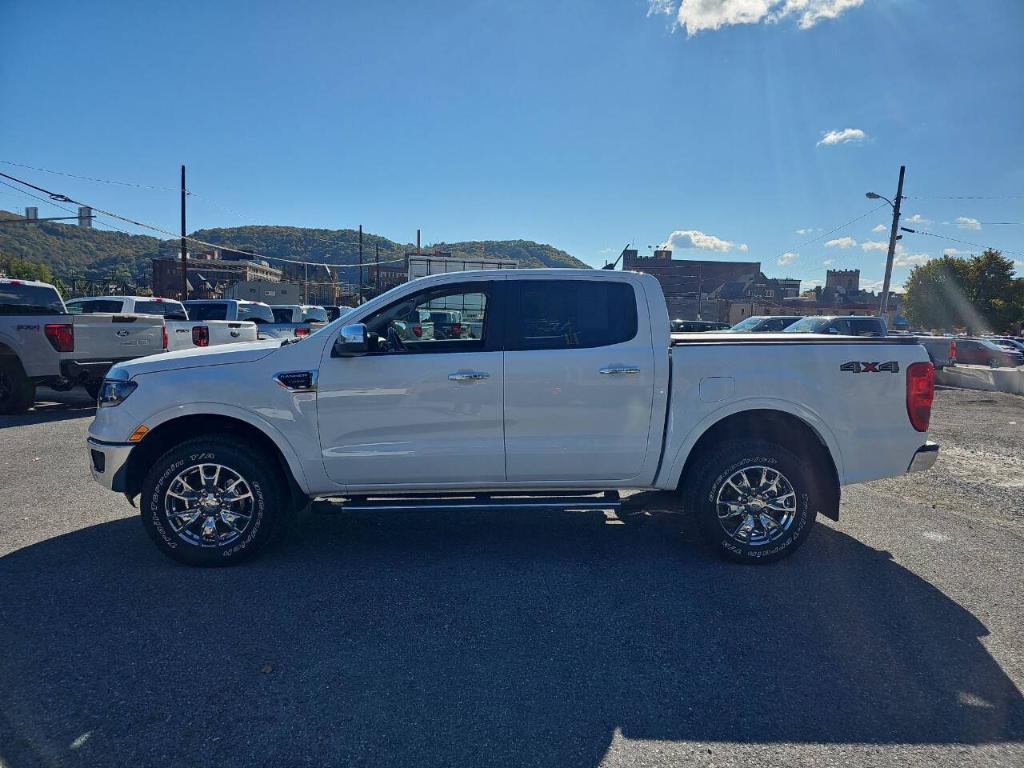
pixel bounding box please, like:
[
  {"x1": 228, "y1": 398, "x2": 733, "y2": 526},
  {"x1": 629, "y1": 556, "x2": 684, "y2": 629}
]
[
  {"x1": 783, "y1": 317, "x2": 829, "y2": 333},
  {"x1": 66, "y1": 299, "x2": 123, "y2": 314},
  {"x1": 239, "y1": 303, "x2": 275, "y2": 323},
  {"x1": 728, "y1": 316, "x2": 768, "y2": 332},
  {"x1": 0, "y1": 283, "x2": 65, "y2": 314},
  {"x1": 302, "y1": 307, "x2": 328, "y2": 323}
]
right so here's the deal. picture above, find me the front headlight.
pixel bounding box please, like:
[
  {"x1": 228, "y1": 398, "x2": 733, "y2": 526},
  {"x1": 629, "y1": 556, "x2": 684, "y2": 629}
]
[{"x1": 98, "y1": 379, "x2": 138, "y2": 407}]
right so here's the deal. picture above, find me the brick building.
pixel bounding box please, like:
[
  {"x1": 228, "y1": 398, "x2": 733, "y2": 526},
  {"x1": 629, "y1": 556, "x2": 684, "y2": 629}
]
[{"x1": 152, "y1": 250, "x2": 282, "y2": 300}]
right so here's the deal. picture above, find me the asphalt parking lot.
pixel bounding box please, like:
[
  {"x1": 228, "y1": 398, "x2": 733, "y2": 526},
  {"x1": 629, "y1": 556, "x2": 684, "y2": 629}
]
[{"x1": 1, "y1": 387, "x2": 1022, "y2": 768}]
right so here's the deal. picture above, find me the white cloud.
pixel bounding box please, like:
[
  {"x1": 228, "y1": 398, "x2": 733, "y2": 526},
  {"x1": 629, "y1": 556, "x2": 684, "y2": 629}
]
[
  {"x1": 825, "y1": 236, "x2": 857, "y2": 248},
  {"x1": 817, "y1": 127, "x2": 867, "y2": 147},
  {"x1": 822, "y1": 259, "x2": 833, "y2": 266},
  {"x1": 795, "y1": 227, "x2": 813, "y2": 235},
  {"x1": 904, "y1": 213, "x2": 932, "y2": 226},
  {"x1": 871, "y1": 223, "x2": 887, "y2": 233},
  {"x1": 860, "y1": 278, "x2": 886, "y2": 291},
  {"x1": 955, "y1": 216, "x2": 981, "y2": 230},
  {"x1": 777, "y1": 251, "x2": 798, "y2": 266},
  {"x1": 861, "y1": 240, "x2": 889, "y2": 252},
  {"x1": 804, "y1": 278, "x2": 824, "y2": 288},
  {"x1": 659, "y1": 229, "x2": 748, "y2": 253},
  {"x1": 652, "y1": 0, "x2": 864, "y2": 35},
  {"x1": 943, "y1": 248, "x2": 967, "y2": 257},
  {"x1": 893, "y1": 252, "x2": 932, "y2": 268}
]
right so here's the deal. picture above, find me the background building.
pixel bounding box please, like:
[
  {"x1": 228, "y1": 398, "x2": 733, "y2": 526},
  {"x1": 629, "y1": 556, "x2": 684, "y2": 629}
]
[
  {"x1": 227, "y1": 281, "x2": 302, "y2": 303},
  {"x1": 152, "y1": 249, "x2": 282, "y2": 299}
]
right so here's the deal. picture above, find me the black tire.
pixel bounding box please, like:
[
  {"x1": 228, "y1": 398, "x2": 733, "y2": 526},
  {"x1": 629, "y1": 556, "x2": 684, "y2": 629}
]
[
  {"x1": 83, "y1": 379, "x2": 102, "y2": 401},
  {"x1": 684, "y1": 438, "x2": 831, "y2": 564},
  {"x1": 141, "y1": 436, "x2": 286, "y2": 566},
  {"x1": 0, "y1": 357, "x2": 37, "y2": 415}
]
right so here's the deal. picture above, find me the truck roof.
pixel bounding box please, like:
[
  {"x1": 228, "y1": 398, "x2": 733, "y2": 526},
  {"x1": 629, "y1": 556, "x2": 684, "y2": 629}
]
[{"x1": 0, "y1": 277, "x2": 57, "y2": 289}]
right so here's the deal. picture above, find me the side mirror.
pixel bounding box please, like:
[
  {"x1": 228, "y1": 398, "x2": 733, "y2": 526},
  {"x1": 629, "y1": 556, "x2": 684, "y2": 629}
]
[{"x1": 332, "y1": 323, "x2": 368, "y2": 357}]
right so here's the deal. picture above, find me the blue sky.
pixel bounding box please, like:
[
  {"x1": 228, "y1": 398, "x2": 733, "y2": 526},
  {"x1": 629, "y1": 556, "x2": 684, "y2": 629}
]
[{"x1": 2, "y1": 0, "x2": 1022, "y2": 289}]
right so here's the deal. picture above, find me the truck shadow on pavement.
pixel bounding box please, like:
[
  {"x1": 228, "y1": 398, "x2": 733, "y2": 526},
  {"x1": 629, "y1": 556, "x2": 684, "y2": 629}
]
[
  {"x1": 0, "y1": 507, "x2": 1021, "y2": 767},
  {"x1": 0, "y1": 389, "x2": 95, "y2": 428}
]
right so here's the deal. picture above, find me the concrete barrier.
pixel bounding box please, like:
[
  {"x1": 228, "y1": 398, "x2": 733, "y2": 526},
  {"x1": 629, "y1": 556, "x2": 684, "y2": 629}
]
[{"x1": 936, "y1": 364, "x2": 1024, "y2": 395}]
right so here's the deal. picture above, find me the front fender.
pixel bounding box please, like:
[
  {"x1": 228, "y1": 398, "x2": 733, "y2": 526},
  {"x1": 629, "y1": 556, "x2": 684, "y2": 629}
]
[{"x1": 143, "y1": 401, "x2": 313, "y2": 494}]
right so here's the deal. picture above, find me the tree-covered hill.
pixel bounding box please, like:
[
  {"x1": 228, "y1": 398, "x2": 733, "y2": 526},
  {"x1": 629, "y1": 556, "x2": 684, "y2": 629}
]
[{"x1": 0, "y1": 213, "x2": 589, "y2": 286}]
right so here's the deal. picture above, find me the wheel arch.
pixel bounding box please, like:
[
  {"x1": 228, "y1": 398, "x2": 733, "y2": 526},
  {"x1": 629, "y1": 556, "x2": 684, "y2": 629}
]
[
  {"x1": 122, "y1": 411, "x2": 309, "y2": 507},
  {"x1": 665, "y1": 406, "x2": 842, "y2": 521}
]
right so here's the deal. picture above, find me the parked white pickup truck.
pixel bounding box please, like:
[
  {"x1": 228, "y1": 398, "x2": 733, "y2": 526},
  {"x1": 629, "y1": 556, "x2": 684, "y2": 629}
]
[
  {"x1": 0, "y1": 278, "x2": 165, "y2": 412},
  {"x1": 183, "y1": 299, "x2": 316, "y2": 341},
  {"x1": 66, "y1": 296, "x2": 258, "y2": 351},
  {"x1": 86, "y1": 269, "x2": 938, "y2": 566}
]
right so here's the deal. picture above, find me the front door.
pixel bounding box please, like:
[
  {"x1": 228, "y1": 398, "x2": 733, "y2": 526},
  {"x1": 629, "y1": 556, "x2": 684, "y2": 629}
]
[
  {"x1": 502, "y1": 278, "x2": 655, "y2": 483},
  {"x1": 317, "y1": 281, "x2": 505, "y2": 488}
]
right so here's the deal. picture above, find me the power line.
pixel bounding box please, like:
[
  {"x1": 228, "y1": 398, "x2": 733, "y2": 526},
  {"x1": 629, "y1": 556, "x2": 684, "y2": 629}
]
[
  {"x1": 900, "y1": 227, "x2": 1024, "y2": 258},
  {"x1": 770, "y1": 203, "x2": 889, "y2": 264},
  {"x1": 0, "y1": 170, "x2": 412, "y2": 268},
  {"x1": 0, "y1": 160, "x2": 180, "y2": 192},
  {"x1": 903, "y1": 194, "x2": 1024, "y2": 200}
]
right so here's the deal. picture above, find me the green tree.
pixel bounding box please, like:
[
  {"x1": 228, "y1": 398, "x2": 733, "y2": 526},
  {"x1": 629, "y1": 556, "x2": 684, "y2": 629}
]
[
  {"x1": 903, "y1": 249, "x2": 1024, "y2": 333},
  {"x1": 0, "y1": 251, "x2": 54, "y2": 282}
]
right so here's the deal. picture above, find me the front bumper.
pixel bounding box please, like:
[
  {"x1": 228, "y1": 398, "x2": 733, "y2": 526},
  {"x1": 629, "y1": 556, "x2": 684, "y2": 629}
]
[
  {"x1": 86, "y1": 437, "x2": 134, "y2": 492},
  {"x1": 907, "y1": 441, "x2": 939, "y2": 473}
]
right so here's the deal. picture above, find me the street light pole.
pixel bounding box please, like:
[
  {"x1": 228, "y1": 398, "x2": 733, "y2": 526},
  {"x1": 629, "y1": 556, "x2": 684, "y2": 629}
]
[{"x1": 870, "y1": 165, "x2": 905, "y2": 319}]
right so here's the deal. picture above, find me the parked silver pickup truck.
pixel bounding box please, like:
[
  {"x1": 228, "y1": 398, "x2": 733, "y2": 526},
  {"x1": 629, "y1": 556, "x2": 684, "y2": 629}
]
[
  {"x1": 67, "y1": 296, "x2": 258, "y2": 352},
  {"x1": 0, "y1": 278, "x2": 165, "y2": 412}
]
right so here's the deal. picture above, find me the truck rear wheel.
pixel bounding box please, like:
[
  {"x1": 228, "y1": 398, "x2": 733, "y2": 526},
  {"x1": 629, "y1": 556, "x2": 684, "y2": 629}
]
[
  {"x1": 0, "y1": 358, "x2": 36, "y2": 415},
  {"x1": 684, "y1": 439, "x2": 823, "y2": 564},
  {"x1": 140, "y1": 436, "x2": 286, "y2": 566}
]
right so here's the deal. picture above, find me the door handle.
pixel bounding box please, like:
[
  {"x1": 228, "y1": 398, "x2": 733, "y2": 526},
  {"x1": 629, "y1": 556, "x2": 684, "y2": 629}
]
[
  {"x1": 600, "y1": 366, "x2": 640, "y2": 375},
  {"x1": 448, "y1": 371, "x2": 490, "y2": 382}
]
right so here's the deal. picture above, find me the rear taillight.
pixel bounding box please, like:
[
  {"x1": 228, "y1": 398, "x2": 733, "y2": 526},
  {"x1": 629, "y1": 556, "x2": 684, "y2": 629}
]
[
  {"x1": 948, "y1": 340, "x2": 956, "y2": 361},
  {"x1": 162, "y1": 325, "x2": 168, "y2": 350},
  {"x1": 295, "y1": 327, "x2": 310, "y2": 338},
  {"x1": 412, "y1": 324, "x2": 423, "y2": 337},
  {"x1": 906, "y1": 361, "x2": 935, "y2": 432},
  {"x1": 192, "y1": 325, "x2": 209, "y2": 347},
  {"x1": 450, "y1": 323, "x2": 462, "y2": 337},
  {"x1": 44, "y1": 323, "x2": 74, "y2": 352}
]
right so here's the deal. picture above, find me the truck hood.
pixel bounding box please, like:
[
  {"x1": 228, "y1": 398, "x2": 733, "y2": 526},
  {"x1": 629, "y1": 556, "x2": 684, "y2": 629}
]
[{"x1": 110, "y1": 339, "x2": 281, "y2": 378}]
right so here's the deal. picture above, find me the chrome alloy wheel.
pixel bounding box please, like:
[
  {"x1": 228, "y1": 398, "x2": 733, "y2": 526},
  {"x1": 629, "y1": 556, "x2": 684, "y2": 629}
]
[
  {"x1": 715, "y1": 465, "x2": 797, "y2": 547},
  {"x1": 164, "y1": 463, "x2": 255, "y2": 548}
]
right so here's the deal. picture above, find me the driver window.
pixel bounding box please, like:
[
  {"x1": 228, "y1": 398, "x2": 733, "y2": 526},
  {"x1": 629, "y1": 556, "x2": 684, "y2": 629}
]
[{"x1": 363, "y1": 286, "x2": 489, "y2": 354}]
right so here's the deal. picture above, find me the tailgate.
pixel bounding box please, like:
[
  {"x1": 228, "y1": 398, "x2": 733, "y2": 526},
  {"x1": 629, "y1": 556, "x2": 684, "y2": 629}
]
[
  {"x1": 69, "y1": 314, "x2": 165, "y2": 361},
  {"x1": 205, "y1": 320, "x2": 258, "y2": 345}
]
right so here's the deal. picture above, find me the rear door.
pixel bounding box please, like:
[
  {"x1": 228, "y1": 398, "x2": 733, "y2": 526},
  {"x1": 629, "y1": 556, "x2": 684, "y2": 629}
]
[{"x1": 502, "y1": 277, "x2": 655, "y2": 483}]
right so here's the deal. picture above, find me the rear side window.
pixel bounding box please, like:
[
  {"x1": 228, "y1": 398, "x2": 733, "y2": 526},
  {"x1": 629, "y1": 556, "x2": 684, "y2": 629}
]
[
  {"x1": 848, "y1": 317, "x2": 884, "y2": 336},
  {"x1": 511, "y1": 280, "x2": 638, "y2": 350},
  {"x1": 185, "y1": 303, "x2": 227, "y2": 321},
  {"x1": 135, "y1": 300, "x2": 187, "y2": 320},
  {"x1": 67, "y1": 299, "x2": 123, "y2": 314}
]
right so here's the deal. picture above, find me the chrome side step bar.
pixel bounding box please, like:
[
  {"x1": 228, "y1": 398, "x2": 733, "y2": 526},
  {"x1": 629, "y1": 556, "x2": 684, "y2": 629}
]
[{"x1": 320, "y1": 491, "x2": 621, "y2": 513}]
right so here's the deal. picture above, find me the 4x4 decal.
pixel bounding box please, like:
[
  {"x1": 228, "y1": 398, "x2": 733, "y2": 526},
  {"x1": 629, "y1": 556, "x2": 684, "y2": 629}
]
[{"x1": 840, "y1": 361, "x2": 900, "y2": 373}]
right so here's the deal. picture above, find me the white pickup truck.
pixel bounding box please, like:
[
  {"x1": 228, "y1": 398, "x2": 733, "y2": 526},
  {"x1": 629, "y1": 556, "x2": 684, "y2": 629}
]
[
  {"x1": 66, "y1": 296, "x2": 258, "y2": 351},
  {"x1": 183, "y1": 299, "x2": 317, "y2": 341},
  {"x1": 0, "y1": 278, "x2": 166, "y2": 412},
  {"x1": 86, "y1": 269, "x2": 938, "y2": 566}
]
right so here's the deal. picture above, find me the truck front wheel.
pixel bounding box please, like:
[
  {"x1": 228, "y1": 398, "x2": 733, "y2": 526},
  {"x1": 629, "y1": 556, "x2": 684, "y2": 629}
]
[
  {"x1": 0, "y1": 357, "x2": 36, "y2": 415},
  {"x1": 685, "y1": 439, "x2": 824, "y2": 564},
  {"x1": 140, "y1": 436, "x2": 286, "y2": 566}
]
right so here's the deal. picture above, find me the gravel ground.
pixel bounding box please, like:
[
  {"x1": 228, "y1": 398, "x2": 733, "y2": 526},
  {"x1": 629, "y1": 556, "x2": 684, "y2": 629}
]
[{"x1": 0, "y1": 387, "x2": 1021, "y2": 768}]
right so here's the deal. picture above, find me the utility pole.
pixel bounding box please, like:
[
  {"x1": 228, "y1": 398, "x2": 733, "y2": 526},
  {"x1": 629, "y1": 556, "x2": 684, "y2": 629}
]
[
  {"x1": 303, "y1": 261, "x2": 308, "y2": 304},
  {"x1": 180, "y1": 165, "x2": 188, "y2": 301},
  {"x1": 879, "y1": 165, "x2": 905, "y2": 319},
  {"x1": 696, "y1": 263, "x2": 703, "y2": 320},
  {"x1": 375, "y1": 242, "x2": 380, "y2": 293},
  {"x1": 358, "y1": 225, "x2": 363, "y2": 304}
]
